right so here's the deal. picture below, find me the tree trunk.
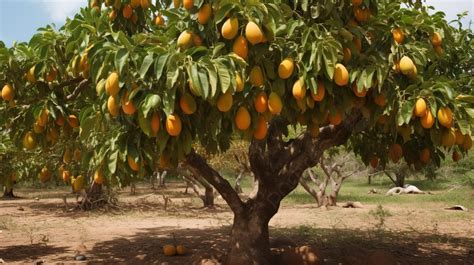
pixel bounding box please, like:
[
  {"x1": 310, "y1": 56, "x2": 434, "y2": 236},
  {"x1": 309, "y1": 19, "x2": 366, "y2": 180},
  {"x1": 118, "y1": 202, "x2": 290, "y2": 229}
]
[
  {"x1": 395, "y1": 172, "x2": 405, "y2": 187},
  {"x1": 184, "y1": 179, "x2": 190, "y2": 194},
  {"x1": 203, "y1": 186, "x2": 214, "y2": 208},
  {"x1": 186, "y1": 112, "x2": 362, "y2": 264},
  {"x1": 299, "y1": 178, "x2": 319, "y2": 203},
  {"x1": 182, "y1": 173, "x2": 214, "y2": 208},
  {"x1": 76, "y1": 183, "x2": 106, "y2": 210},
  {"x1": 150, "y1": 172, "x2": 156, "y2": 190},
  {"x1": 226, "y1": 202, "x2": 276, "y2": 265},
  {"x1": 3, "y1": 187, "x2": 14, "y2": 198},
  {"x1": 158, "y1": 170, "x2": 167, "y2": 187},
  {"x1": 248, "y1": 177, "x2": 259, "y2": 199},
  {"x1": 328, "y1": 191, "x2": 337, "y2": 206},
  {"x1": 385, "y1": 171, "x2": 405, "y2": 187}
]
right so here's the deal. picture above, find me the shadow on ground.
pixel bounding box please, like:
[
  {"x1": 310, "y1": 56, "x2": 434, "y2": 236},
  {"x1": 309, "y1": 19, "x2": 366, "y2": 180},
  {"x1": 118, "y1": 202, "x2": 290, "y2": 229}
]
[
  {"x1": 1, "y1": 225, "x2": 472, "y2": 264},
  {"x1": 0, "y1": 244, "x2": 68, "y2": 262},
  {"x1": 82, "y1": 226, "x2": 474, "y2": 265},
  {"x1": 89, "y1": 226, "x2": 231, "y2": 264}
]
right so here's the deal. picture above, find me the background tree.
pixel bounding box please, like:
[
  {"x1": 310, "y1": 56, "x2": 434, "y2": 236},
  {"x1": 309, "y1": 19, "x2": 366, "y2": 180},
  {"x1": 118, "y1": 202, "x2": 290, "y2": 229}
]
[
  {"x1": 300, "y1": 150, "x2": 366, "y2": 207},
  {"x1": 1, "y1": 0, "x2": 473, "y2": 264}
]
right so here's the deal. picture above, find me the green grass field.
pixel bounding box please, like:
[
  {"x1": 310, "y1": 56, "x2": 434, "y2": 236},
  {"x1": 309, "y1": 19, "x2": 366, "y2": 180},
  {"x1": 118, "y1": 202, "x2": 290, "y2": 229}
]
[
  {"x1": 233, "y1": 153, "x2": 474, "y2": 209},
  {"x1": 283, "y1": 176, "x2": 474, "y2": 208}
]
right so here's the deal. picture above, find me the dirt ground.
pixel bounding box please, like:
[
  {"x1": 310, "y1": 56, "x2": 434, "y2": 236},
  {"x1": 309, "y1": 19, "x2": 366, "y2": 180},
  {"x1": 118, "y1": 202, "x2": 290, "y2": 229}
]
[{"x1": 1, "y1": 182, "x2": 473, "y2": 264}]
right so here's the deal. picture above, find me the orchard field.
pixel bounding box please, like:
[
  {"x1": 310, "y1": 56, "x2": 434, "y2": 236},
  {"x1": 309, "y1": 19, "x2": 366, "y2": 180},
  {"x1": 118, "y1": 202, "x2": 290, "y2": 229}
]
[
  {"x1": 1, "y1": 154, "x2": 473, "y2": 264},
  {"x1": 1, "y1": 0, "x2": 474, "y2": 264}
]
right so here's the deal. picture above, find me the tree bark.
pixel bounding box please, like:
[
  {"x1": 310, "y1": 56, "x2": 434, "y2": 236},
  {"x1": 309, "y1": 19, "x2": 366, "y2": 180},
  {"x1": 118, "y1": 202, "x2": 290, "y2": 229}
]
[
  {"x1": 226, "y1": 201, "x2": 276, "y2": 265},
  {"x1": 396, "y1": 172, "x2": 405, "y2": 187},
  {"x1": 248, "y1": 178, "x2": 259, "y2": 200},
  {"x1": 3, "y1": 187, "x2": 14, "y2": 198},
  {"x1": 299, "y1": 178, "x2": 319, "y2": 202}
]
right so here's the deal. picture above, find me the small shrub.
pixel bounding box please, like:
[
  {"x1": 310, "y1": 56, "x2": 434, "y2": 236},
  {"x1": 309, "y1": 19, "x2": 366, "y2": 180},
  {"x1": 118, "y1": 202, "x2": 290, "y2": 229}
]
[{"x1": 369, "y1": 204, "x2": 392, "y2": 230}]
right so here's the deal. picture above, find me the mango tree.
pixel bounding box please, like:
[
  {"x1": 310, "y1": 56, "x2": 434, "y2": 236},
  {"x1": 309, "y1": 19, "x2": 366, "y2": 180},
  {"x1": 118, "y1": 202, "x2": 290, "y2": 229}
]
[{"x1": 1, "y1": 0, "x2": 473, "y2": 263}]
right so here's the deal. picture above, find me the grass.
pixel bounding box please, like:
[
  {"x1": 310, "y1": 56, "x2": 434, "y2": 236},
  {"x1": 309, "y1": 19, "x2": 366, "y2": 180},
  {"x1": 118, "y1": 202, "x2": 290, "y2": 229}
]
[
  {"x1": 281, "y1": 176, "x2": 474, "y2": 208},
  {"x1": 229, "y1": 154, "x2": 474, "y2": 209}
]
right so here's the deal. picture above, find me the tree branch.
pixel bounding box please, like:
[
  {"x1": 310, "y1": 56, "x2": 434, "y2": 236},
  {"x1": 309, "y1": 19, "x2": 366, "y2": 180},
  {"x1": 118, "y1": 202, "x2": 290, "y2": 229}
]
[
  {"x1": 182, "y1": 174, "x2": 205, "y2": 199},
  {"x1": 307, "y1": 168, "x2": 322, "y2": 186},
  {"x1": 55, "y1": 77, "x2": 85, "y2": 91},
  {"x1": 274, "y1": 110, "x2": 363, "y2": 199},
  {"x1": 299, "y1": 178, "x2": 319, "y2": 202},
  {"x1": 66, "y1": 79, "x2": 90, "y2": 101},
  {"x1": 384, "y1": 171, "x2": 397, "y2": 186},
  {"x1": 186, "y1": 150, "x2": 245, "y2": 214}
]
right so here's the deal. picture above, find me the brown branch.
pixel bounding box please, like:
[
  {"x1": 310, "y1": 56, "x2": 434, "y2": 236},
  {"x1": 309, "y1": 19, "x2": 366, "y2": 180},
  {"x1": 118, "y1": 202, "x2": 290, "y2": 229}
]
[
  {"x1": 299, "y1": 178, "x2": 319, "y2": 202},
  {"x1": 320, "y1": 157, "x2": 333, "y2": 179},
  {"x1": 35, "y1": 81, "x2": 50, "y2": 93},
  {"x1": 384, "y1": 171, "x2": 398, "y2": 186},
  {"x1": 66, "y1": 79, "x2": 90, "y2": 100},
  {"x1": 307, "y1": 168, "x2": 322, "y2": 186},
  {"x1": 186, "y1": 150, "x2": 244, "y2": 214},
  {"x1": 273, "y1": 110, "x2": 363, "y2": 199},
  {"x1": 182, "y1": 175, "x2": 205, "y2": 199},
  {"x1": 55, "y1": 77, "x2": 85, "y2": 91}
]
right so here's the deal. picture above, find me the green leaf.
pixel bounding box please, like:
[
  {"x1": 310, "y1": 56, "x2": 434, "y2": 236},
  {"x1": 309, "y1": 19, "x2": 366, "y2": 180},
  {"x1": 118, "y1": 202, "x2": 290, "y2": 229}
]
[
  {"x1": 155, "y1": 53, "x2": 170, "y2": 80},
  {"x1": 108, "y1": 150, "x2": 118, "y2": 174},
  {"x1": 397, "y1": 100, "x2": 415, "y2": 125},
  {"x1": 309, "y1": 76, "x2": 317, "y2": 95},
  {"x1": 115, "y1": 31, "x2": 133, "y2": 50},
  {"x1": 198, "y1": 67, "x2": 210, "y2": 99},
  {"x1": 163, "y1": 86, "x2": 177, "y2": 116},
  {"x1": 456, "y1": 95, "x2": 474, "y2": 104},
  {"x1": 205, "y1": 63, "x2": 218, "y2": 98},
  {"x1": 114, "y1": 48, "x2": 129, "y2": 75},
  {"x1": 457, "y1": 117, "x2": 471, "y2": 135},
  {"x1": 217, "y1": 64, "x2": 231, "y2": 93},
  {"x1": 139, "y1": 53, "x2": 154, "y2": 78},
  {"x1": 166, "y1": 55, "x2": 180, "y2": 89},
  {"x1": 189, "y1": 63, "x2": 202, "y2": 96},
  {"x1": 212, "y1": 43, "x2": 226, "y2": 57},
  {"x1": 79, "y1": 106, "x2": 97, "y2": 141},
  {"x1": 464, "y1": 108, "x2": 474, "y2": 118},
  {"x1": 80, "y1": 24, "x2": 96, "y2": 34},
  {"x1": 140, "y1": 94, "x2": 160, "y2": 118},
  {"x1": 364, "y1": 68, "x2": 375, "y2": 89},
  {"x1": 138, "y1": 111, "x2": 152, "y2": 137},
  {"x1": 322, "y1": 48, "x2": 335, "y2": 80},
  {"x1": 214, "y1": 3, "x2": 237, "y2": 24}
]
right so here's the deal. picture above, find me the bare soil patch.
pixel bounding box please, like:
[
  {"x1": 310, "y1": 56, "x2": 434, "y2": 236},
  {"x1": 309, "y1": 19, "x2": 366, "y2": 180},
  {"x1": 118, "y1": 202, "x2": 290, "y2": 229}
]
[{"x1": 1, "y1": 183, "x2": 473, "y2": 264}]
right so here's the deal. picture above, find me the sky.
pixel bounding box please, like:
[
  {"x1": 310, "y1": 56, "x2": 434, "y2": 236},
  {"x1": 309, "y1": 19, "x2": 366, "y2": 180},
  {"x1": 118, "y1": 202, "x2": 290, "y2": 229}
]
[{"x1": 0, "y1": 0, "x2": 473, "y2": 47}]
